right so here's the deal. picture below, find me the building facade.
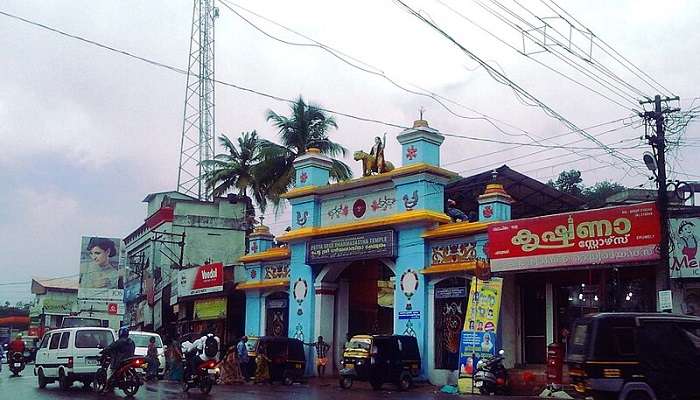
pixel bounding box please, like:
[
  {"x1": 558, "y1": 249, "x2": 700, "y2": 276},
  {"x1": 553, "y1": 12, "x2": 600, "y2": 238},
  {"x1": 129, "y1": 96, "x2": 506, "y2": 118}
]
[
  {"x1": 123, "y1": 191, "x2": 248, "y2": 343},
  {"x1": 237, "y1": 118, "x2": 678, "y2": 385},
  {"x1": 29, "y1": 277, "x2": 79, "y2": 337}
]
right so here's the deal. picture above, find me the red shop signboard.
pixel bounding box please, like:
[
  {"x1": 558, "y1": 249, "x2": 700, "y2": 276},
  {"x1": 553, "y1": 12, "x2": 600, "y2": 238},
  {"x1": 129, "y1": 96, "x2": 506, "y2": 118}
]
[
  {"x1": 488, "y1": 202, "x2": 660, "y2": 272},
  {"x1": 178, "y1": 262, "x2": 224, "y2": 297}
]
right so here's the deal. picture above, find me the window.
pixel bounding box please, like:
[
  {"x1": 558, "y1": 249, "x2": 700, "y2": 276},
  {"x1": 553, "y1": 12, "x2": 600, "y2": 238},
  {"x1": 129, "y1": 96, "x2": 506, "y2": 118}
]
[
  {"x1": 613, "y1": 327, "x2": 636, "y2": 356},
  {"x1": 131, "y1": 334, "x2": 163, "y2": 348},
  {"x1": 679, "y1": 323, "x2": 700, "y2": 350},
  {"x1": 59, "y1": 332, "x2": 70, "y2": 349},
  {"x1": 40, "y1": 334, "x2": 50, "y2": 349},
  {"x1": 49, "y1": 333, "x2": 61, "y2": 350},
  {"x1": 572, "y1": 323, "x2": 588, "y2": 346},
  {"x1": 75, "y1": 330, "x2": 114, "y2": 349}
]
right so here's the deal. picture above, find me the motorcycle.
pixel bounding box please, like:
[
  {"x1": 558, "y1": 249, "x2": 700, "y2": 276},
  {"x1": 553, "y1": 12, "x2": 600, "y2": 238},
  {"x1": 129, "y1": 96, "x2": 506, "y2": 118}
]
[
  {"x1": 92, "y1": 351, "x2": 145, "y2": 397},
  {"x1": 473, "y1": 349, "x2": 509, "y2": 395},
  {"x1": 182, "y1": 357, "x2": 218, "y2": 394},
  {"x1": 9, "y1": 352, "x2": 26, "y2": 376}
]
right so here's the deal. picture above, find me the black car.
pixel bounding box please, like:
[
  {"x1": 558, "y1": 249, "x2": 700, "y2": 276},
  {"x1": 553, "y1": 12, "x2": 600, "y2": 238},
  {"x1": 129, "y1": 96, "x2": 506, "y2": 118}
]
[
  {"x1": 339, "y1": 335, "x2": 421, "y2": 391},
  {"x1": 567, "y1": 312, "x2": 700, "y2": 400}
]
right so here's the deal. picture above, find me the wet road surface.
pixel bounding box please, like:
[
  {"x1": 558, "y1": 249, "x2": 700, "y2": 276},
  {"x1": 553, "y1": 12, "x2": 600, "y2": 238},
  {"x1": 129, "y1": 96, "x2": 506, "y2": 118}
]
[{"x1": 0, "y1": 366, "x2": 538, "y2": 399}]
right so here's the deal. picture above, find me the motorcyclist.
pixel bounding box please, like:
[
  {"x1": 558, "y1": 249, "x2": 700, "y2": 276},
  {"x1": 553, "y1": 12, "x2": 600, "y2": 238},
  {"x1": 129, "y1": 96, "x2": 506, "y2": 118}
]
[
  {"x1": 104, "y1": 326, "x2": 135, "y2": 381},
  {"x1": 8, "y1": 334, "x2": 26, "y2": 355},
  {"x1": 181, "y1": 330, "x2": 220, "y2": 381}
]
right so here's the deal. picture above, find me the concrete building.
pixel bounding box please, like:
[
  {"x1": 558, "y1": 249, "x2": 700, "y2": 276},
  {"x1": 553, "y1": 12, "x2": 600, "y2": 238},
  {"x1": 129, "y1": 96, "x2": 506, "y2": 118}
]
[
  {"x1": 123, "y1": 191, "x2": 249, "y2": 344},
  {"x1": 29, "y1": 277, "x2": 78, "y2": 337}
]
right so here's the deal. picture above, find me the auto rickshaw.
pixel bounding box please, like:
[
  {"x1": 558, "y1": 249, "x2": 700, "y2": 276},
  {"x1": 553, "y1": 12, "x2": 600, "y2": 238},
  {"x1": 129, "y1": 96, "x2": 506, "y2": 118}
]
[
  {"x1": 567, "y1": 313, "x2": 700, "y2": 400},
  {"x1": 252, "y1": 336, "x2": 306, "y2": 385},
  {"x1": 339, "y1": 335, "x2": 421, "y2": 391}
]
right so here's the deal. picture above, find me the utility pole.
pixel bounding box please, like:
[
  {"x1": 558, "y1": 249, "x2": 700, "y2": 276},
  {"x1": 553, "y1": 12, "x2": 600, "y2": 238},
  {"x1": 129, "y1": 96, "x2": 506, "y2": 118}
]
[{"x1": 639, "y1": 95, "x2": 680, "y2": 298}]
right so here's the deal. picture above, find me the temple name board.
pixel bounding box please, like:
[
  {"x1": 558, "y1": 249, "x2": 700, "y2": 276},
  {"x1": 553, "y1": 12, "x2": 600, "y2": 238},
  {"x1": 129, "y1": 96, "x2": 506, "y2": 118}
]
[{"x1": 307, "y1": 230, "x2": 396, "y2": 265}]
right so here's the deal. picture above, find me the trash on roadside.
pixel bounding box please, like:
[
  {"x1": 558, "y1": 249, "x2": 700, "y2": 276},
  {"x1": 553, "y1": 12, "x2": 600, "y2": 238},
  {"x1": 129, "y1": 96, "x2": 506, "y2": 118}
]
[
  {"x1": 440, "y1": 385, "x2": 459, "y2": 394},
  {"x1": 539, "y1": 384, "x2": 574, "y2": 398}
]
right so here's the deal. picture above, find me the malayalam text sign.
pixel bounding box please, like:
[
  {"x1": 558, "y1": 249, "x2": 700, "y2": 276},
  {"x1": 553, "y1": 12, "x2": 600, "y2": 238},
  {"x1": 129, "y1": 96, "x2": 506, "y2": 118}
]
[
  {"x1": 306, "y1": 230, "x2": 396, "y2": 264},
  {"x1": 489, "y1": 203, "x2": 660, "y2": 272}
]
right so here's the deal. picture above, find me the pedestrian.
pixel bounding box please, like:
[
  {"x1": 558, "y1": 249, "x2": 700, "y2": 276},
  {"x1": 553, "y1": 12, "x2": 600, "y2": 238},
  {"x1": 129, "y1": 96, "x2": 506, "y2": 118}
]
[
  {"x1": 305, "y1": 336, "x2": 331, "y2": 378},
  {"x1": 218, "y1": 346, "x2": 244, "y2": 385},
  {"x1": 166, "y1": 339, "x2": 184, "y2": 381},
  {"x1": 146, "y1": 336, "x2": 159, "y2": 381},
  {"x1": 254, "y1": 344, "x2": 270, "y2": 384},
  {"x1": 236, "y1": 336, "x2": 250, "y2": 381}
]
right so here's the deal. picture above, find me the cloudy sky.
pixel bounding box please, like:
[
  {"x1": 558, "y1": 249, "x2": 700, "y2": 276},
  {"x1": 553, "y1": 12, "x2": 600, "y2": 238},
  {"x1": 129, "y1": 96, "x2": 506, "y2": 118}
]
[{"x1": 1, "y1": 0, "x2": 698, "y2": 303}]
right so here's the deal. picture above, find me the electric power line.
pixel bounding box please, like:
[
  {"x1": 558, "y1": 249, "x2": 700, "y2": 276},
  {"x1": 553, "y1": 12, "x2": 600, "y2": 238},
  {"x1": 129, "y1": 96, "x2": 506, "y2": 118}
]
[
  {"x1": 540, "y1": 0, "x2": 676, "y2": 97},
  {"x1": 0, "y1": 8, "x2": 647, "y2": 157},
  {"x1": 393, "y1": 0, "x2": 644, "y2": 177}
]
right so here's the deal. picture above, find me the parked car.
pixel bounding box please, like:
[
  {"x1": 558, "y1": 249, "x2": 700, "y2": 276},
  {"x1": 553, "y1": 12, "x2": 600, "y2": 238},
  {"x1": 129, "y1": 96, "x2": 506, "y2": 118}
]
[
  {"x1": 130, "y1": 331, "x2": 165, "y2": 378},
  {"x1": 339, "y1": 334, "x2": 421, "y2": 391},
  {"x1": 567, "y1": 312, "x2": 700, "y2": 400},
  {"x1": 34, "y1": 327, "x2": 116, "y2": 390}
]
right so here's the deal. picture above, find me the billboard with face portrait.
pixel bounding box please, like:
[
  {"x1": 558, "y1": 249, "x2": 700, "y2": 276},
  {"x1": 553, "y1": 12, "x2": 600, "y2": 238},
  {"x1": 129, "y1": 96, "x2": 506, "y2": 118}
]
[{"x1": 78, "y1": 236, "x2": 125, "y2": 301}]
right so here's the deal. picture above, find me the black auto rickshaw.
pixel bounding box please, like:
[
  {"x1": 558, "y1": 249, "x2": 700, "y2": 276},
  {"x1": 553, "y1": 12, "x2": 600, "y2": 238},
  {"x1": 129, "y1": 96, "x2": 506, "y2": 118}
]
[
  {"x1": 252, "y1": 336, "x2": 306, "y2": 385},
  {"x1": 567, "y1": 312, "x2": 700, "y2": 400},
  {"x1": 339, "y1": 334, "x2": 421, "y2": 391}
]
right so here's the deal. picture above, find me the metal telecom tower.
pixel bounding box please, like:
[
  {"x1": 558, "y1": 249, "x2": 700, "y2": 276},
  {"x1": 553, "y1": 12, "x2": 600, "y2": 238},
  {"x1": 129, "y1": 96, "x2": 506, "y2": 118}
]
[{"x1": 177, "y1": 0, "x2": 218, "y2": 200}]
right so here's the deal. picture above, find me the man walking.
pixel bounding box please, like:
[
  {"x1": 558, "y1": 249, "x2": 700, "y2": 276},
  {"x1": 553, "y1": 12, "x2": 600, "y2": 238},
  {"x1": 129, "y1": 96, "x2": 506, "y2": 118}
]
[{"x1": 305, "y1": 336, "x2": 331, "y2": 378}]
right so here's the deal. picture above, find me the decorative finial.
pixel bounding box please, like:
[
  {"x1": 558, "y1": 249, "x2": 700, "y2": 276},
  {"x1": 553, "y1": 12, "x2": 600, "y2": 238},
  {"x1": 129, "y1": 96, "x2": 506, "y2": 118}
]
[
  {"x1": 412, "y1": 106, "x2": 429, "y2": 128},
  {"x1": 259, "y1": 215, "x2": 265, "y2": 226},
  {"x1": 491, "y1": 169, "x2": 498, "y2": 182}
]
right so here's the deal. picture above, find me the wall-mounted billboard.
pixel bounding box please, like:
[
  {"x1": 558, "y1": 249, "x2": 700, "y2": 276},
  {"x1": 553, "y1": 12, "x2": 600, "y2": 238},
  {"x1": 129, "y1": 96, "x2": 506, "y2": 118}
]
[{"x1": 78, "y1": 236, "x2": 125, "y2": 301}]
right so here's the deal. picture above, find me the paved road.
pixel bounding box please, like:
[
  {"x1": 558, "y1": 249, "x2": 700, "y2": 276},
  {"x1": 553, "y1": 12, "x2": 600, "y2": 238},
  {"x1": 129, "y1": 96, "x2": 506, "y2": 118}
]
[{"x1": 0, "y1": 366, "x2": 538, "y2": 399}]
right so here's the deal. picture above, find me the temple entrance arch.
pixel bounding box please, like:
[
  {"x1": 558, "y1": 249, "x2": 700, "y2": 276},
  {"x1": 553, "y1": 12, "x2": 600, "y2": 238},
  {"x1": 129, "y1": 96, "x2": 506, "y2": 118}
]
[{"x1": 313, "y1": 258, "x2": 396, "y2": 373}]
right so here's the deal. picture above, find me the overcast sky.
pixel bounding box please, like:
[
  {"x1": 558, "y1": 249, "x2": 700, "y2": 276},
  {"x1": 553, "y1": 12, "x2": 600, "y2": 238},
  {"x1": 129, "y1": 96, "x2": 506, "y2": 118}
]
[{"x1": 1, "y1": 0, "x2": 698, "y2": 303}]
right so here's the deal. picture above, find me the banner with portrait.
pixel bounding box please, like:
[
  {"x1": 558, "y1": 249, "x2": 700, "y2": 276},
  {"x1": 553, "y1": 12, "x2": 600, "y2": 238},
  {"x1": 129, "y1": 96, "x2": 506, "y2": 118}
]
[
  {"x1": 458, "y1": 277, "x2": 503, "y2": 393},
  {"x1": 670, "y1": 217, "x2": 700, "y2": 278},
  {"x1": 78, "y1": 236, "x2": 125, "y2": 301}
]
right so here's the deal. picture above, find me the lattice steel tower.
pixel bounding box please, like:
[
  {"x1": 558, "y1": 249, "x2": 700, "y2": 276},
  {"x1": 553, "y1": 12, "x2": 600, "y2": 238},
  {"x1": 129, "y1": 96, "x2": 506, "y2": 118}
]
[{"x1": 177, "y1": 0, "x2": 218, "y2": 200}]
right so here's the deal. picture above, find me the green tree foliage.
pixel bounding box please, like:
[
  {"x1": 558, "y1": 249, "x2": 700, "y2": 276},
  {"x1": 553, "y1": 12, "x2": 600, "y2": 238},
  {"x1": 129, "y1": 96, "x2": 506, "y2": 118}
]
[
  {"x1": 258, "y1": 96, "x2": 352, "y2": 207},
  {"x1": 547, "y1": 169, "x2": 584, "y2": 198},
  {"x1": 202, "y1": 96, "x2": 352, "y2": 213},
  {"x1": 582, "y1": 181, "x2": 626, "y2": 208},
  {"x1": 202, "y1": 131, "x2": 269, "y2": 213},
  {"x1": 548, "y1": 169, "x2": 626, "y2": 208}
]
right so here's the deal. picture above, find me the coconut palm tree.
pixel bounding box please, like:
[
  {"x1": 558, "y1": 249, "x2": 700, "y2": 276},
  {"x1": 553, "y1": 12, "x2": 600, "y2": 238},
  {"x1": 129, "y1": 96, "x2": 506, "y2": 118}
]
[
  {"x1": 201, "y1": 131, "x2": 270, "y2": 213},
  {"x1": 259, "y1": 96, "x2": 352, "y2": 204}
]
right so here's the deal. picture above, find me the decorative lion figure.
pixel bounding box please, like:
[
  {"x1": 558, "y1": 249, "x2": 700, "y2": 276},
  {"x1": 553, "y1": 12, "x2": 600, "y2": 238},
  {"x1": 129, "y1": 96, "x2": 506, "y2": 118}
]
[{"x1": 354, "y1": 150, "x2": 395, "y2": 176}]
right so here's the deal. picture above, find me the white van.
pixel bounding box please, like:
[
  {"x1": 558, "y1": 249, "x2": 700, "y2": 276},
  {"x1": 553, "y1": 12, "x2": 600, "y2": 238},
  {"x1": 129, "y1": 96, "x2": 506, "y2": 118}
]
[
  {"x1": 129, "y1": 331, "x2": 165, "y2": 378},
  {"x1": 34, "y1": 327, "x2": 116, "y2": 390}
]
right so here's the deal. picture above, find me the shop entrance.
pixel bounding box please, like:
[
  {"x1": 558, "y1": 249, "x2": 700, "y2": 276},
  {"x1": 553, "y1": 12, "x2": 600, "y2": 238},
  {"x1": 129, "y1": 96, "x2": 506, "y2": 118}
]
[{"x1": 522, "y1": 281, "x2": 546, "y2": 364}]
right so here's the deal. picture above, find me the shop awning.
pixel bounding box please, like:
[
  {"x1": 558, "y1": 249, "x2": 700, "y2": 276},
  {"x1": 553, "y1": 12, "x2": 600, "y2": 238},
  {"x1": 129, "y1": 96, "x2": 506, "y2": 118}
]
[
  {"x1": 419, "y1": 261, "x2": 476, "y2": 275},
  {"x1": 236, "y1": 278, "x2": 289, "y2": 291}
]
